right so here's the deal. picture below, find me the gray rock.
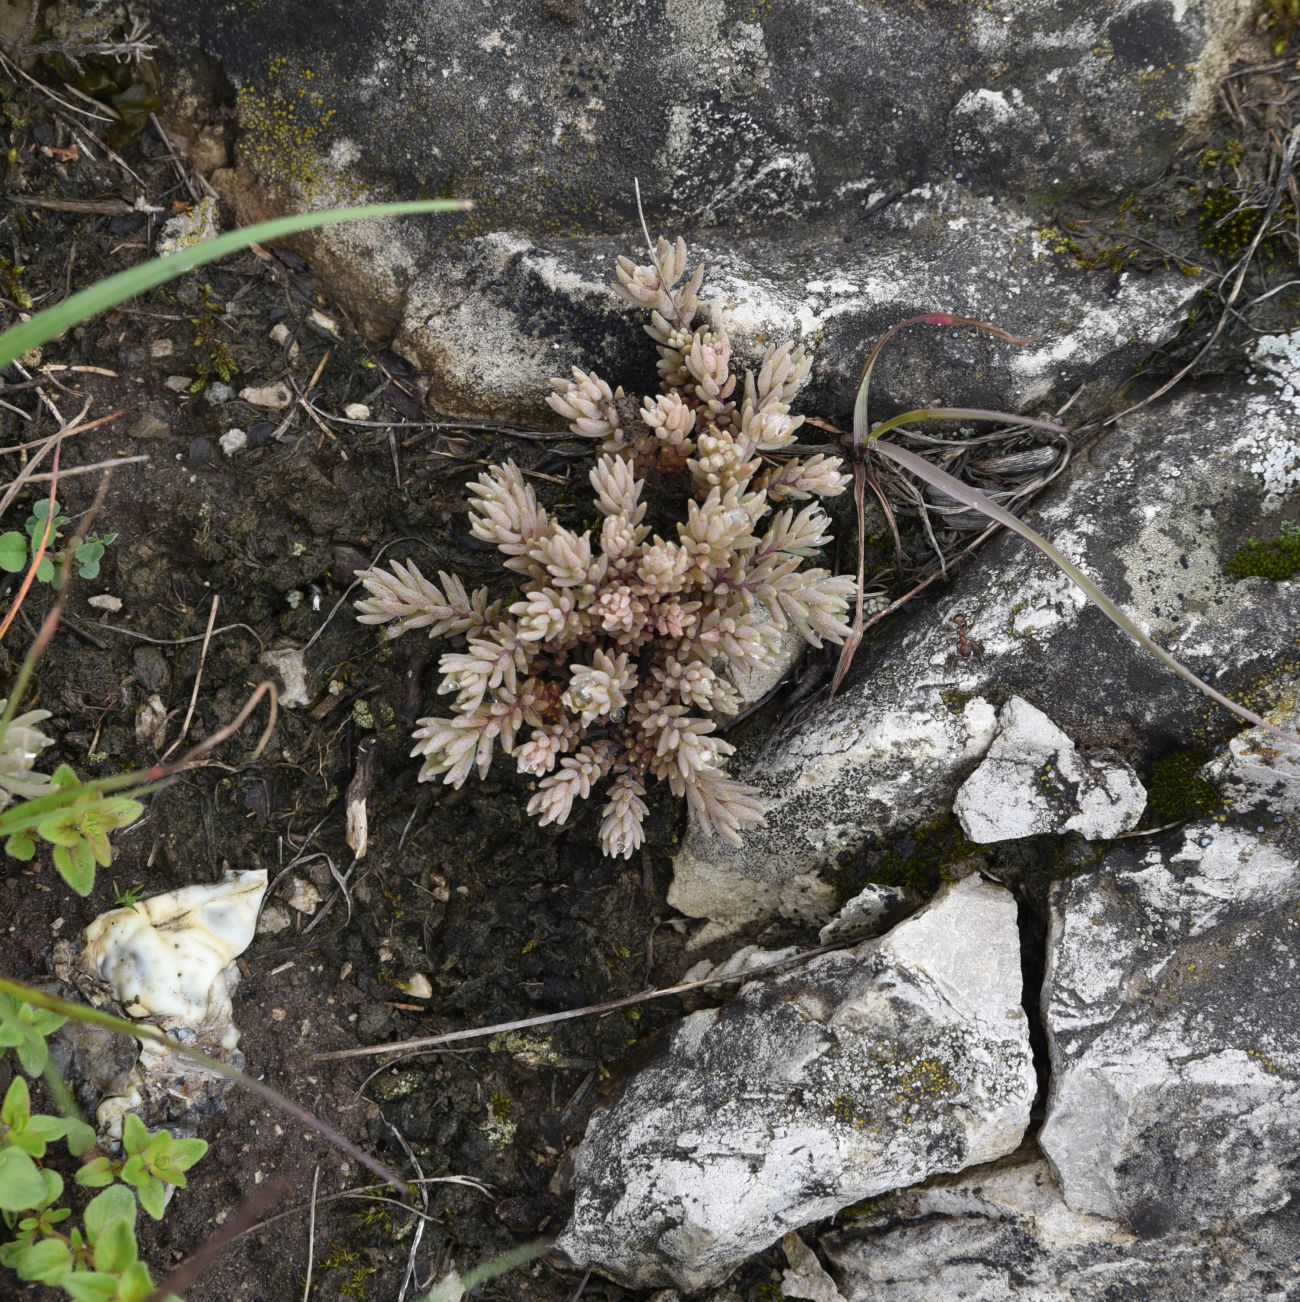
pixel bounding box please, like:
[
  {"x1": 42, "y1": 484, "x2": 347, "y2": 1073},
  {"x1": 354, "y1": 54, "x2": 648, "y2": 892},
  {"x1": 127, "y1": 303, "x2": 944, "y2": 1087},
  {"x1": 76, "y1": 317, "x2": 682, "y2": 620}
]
[
  {"x1": 1039, "y1": 698, "x2": 1300, "y2": 1234},
  {"x1": 146, "y1": 1, "x2": 1238, "y2": 424},
  {"x1": 820, "y1": 1154, "x2": 1300, "y2": 1301},
  {"x1": 670, "y1": 358, "x2": 1300, "y2": 937},
  {"x1": 817, "y1": 883, "x2": 909, "y2": 945},
  {"x1": 152, "y1": 0, "x2": 1244, "y2": 213},
  {"x1": 952, "y1": 696, "x2": 1146, "y2": 843},
  {"x1": 556, "y1": 876, "x2": 1034, "y2": 1291}
]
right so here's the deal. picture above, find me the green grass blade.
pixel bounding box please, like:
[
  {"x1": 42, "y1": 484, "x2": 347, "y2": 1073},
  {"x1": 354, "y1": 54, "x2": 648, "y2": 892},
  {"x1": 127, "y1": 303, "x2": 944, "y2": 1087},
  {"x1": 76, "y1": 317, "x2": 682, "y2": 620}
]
[
  {"x1": 872, "y1": 438, "x2": 1300, "y2": 746},
  {"x1": 867, "y1": 406, "x2": 1068, "y2": 444},
  {"x1": 421, "y1": 1242, "x2": 547, "y2": 1301},
  {"x1": 0, "y1": 199, "x2": 471, "y2": 370}
]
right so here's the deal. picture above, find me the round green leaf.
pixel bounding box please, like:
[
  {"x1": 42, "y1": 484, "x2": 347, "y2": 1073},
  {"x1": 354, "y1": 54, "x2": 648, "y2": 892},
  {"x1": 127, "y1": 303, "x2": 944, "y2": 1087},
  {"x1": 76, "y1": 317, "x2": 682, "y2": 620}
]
[{"x1": 0, "y1": 531, "x2": 28, "y2": 572}]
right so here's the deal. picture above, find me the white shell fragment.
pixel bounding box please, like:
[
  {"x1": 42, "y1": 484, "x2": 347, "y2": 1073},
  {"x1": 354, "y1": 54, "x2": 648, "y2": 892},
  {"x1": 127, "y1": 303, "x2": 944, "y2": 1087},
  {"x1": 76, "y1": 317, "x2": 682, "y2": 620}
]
[{"x1": 81, "y1": 869, "x2": 267, "y2": 1023}]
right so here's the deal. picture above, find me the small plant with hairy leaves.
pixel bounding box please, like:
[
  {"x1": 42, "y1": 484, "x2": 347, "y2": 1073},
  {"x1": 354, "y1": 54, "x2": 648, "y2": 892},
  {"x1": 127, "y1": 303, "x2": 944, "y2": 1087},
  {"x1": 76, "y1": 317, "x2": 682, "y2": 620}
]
[
  {"x1": 0, "y1": 1009, "x2": 194, "y2": 1300},
  {"x1": 0, "y1": 500, "x2": 116, "y2": 588},
  {"x1": 0, "y1": 710, "x2": 143, "y2": 897},
  {"x1": 358, "y1": 236, "x2": 856, "y2": 857}
]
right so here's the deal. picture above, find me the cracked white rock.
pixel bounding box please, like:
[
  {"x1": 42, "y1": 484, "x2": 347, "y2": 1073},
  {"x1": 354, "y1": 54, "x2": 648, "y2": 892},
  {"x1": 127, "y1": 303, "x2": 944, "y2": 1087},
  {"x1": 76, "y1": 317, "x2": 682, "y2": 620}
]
[
  {"x1": 821, "y1": 1153, "x2": 1300, "y2": 1301},
  {"x1": 669, "y1": 376, "x2": 1300, "y2": 937},
  {"x1": 952, "y1": 697, "x2": 1146, "y2": 843},
  {"x1": 557, "y1": 876, "x2": 1034, "y2": 1291},
  {"x1": 1039, "y1": 703, "x2": 1300, "y2": 1235}
]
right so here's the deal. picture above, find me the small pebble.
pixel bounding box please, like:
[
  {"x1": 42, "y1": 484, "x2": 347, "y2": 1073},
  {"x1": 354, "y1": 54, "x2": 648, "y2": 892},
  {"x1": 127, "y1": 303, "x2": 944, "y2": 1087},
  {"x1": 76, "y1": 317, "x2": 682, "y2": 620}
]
[
  {"x1": 307, "y1": 308, "x2": 340, "y2": 338},
  {"x1": 256, "y1": 903, "x2": 292, "y2": 936},
  {"x1": 187, "y1": 436, "x2": 215, "y2": 467},
  {"x1": 246, "y1": 420, "x2": 278, "y2": 448},
  {"x1": 150, "y1": 339, "x2": 174, "y2": 358},
  {"x1": 239, "y1": 382, "x2": 293, "y2": 410},
  {"x1": 269, "y1": 322, "x2": 299, "y2": 359},
  {"x1": 165, "y1": 375, "x2": 193, "y2": 392},
  {"x1": 344, "y1": 402, "x2": 371, "y2": 421},
  {"x1": 219, "y1": 428, "x2": 248, "y2": 456},
  {"x1": 286, "y1": 877, "x2": 322, "y2": 915},
  {"x1": 87, "y1": 594, "x2": 123, "y2": 612},
  {"x1": 396, "y1": 973, "x2": 433, "y2": 1000},
  {"x1": 204, "y1": 382, "x2": 234, "y2": 405}
]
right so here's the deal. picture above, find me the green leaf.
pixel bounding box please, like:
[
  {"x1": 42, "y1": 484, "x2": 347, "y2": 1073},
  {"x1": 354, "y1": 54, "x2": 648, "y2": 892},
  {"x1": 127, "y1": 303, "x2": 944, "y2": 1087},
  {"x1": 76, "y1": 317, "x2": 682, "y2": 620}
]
[
  {"x1": 74, "y1": 541, "x2": 104, "y2": 564},
  {"x1": 53, "y1": 838, "x2": 96, "y2": 896},
  {"x1": 121, "y1": 1114, "x2": 148, "y2": 1157},
  {"x1": 63, "y1": 1116, "x2": 96, "y2": 1158},
  {"x1": 0, "y1": 200, "x2": 472, "y2": 371},
  {"x1": 8, "y1": 1234, "x2": 71, "y2": 1284},
  {"x1": 84, "y1": 1185, "x2": 136, "y2": 1243},
  {"x1": 34, "y1": 556, "x2": 54, "y2": 583},
  {"x1": 2, "y1": 1073, "x2": 31, "y2": 1127},
  {"x1": 0, "y1": 531, "x2": 28, "y2": 572},
  {"x1": 36, "y1": 811, "x2": 82, "y2": 846},
  {"x1": 75, "y1": 1156, "x2": 115, "y2": 1189},
  {"x1": 35, "y1": 1167, "x2": 63, "y2": 1210},
  {"x1": 5, "y1": 830, "x2": 36, "y2": 860},
  {"x1": 63, "y1": 1273, "x2": 120, "y2": 1302},
  {"x1": 78, "y1": 558, "x2": 102, "y2": 580},
  {"x1": 92, "y1": 1215, "x2": 137, "y2": 1273},
  {"x1": 0, "y1": 1145, "x2": 47, "y2": 1210},
  {"x1": 117, "y1": 1261, "x2": 158, "y2": 1302},
  {"x1": 134, "y1": 1176, "x2": 166, "y2": 1221},
  {"x1": 168, "y1": 1137, "x2": 208, "y2": 1172}
]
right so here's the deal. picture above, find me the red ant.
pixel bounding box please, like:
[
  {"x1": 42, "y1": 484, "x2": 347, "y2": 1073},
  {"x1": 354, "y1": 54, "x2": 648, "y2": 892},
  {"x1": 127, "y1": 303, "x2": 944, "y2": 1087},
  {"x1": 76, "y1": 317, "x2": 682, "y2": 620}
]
[{"x1": 952, "y1": 612, "x2": 983, "y2": 660}]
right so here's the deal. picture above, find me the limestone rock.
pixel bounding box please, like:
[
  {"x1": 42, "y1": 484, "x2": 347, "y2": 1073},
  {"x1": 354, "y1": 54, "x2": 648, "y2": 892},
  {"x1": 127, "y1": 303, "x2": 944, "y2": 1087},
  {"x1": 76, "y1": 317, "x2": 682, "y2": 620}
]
[
  {"x1": 556, "y1": 876, "x2": 1034, "y2": 1291},
  {"x1": 670, "y1": 363, "x2": 1300, "y2": 936},
  {"x1": 820, "y1": 1154, "x2": 1300, "y2": 1301},
  {"x1": 1039, "y1": 703, "x2": 1300, "y2": 1233},
  {"x1": 145, "y1": 0, "x2": 1241, "y2": 424},
  {"x1": 952, "y1": 696, "x2": 1146, "y2": 843}
]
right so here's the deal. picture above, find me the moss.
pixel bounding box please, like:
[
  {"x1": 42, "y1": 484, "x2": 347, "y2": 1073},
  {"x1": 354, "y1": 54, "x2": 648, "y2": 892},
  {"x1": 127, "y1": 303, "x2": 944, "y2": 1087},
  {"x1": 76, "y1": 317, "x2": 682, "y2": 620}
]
[
  {"x1": 0, "y1": 258, "x2": 32, "y2": 310},
  {"x1": 188, "y1": 283, "x2": 238, "y2": 391},
  {"x1": 1145, "y1": 748, "x2": 1222, "y2": 824},
  {"x1": 320, "y1": 1243, "x2": 377, "y2": 1299},
  {"x1": 482, "y1": 1093, "x2": 518, "y2": 1151},
  {"x1": 832, "y1": 813, "x2": 982, "y2": 906},
  {"x1": 1225, "y1": 521, "x2": 1300, "y2": 581}
]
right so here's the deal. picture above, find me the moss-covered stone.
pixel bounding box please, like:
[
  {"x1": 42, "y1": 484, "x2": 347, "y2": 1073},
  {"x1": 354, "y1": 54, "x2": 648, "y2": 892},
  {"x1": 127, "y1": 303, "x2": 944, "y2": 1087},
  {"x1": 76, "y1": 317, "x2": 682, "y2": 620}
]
[
  {"x1": 1225, "y1": 522, "x2": 1300, "y2": 582},
  {"x1": 1145, "y1": 749, "x2": 1222, "y2": 824}
]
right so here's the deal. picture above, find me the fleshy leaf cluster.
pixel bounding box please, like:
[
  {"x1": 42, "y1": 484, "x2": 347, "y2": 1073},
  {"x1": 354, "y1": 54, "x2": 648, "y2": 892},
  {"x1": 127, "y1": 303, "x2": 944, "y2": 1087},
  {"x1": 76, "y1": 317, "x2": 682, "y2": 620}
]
[{"x1": 358, "y1": 237, "x2": 855, "y2": 857}]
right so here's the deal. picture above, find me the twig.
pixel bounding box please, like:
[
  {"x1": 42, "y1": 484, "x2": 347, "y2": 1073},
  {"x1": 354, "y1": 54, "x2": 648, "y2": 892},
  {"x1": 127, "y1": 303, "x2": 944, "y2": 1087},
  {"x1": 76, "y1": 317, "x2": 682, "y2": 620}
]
[
  {"x1": 0, "y1": 438, "x2": 61, "y2": 644},
  {"x1": 315, "y1": 940, "x2": 853, "y2": 1062},
  {"x1": 21, "y1": 454, "x2": 149, "y2": 482},
  {"x1": 162, "y1": 593, "x2": 219, "y2": 759},
  {"x1": 302, "y1": 1166, "x2": 321, "y2": 1302}
]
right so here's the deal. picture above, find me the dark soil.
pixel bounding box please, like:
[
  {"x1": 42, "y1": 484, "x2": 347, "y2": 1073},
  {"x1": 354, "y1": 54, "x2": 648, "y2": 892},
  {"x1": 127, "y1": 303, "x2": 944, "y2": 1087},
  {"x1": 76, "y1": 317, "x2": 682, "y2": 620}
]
[{"x1": 0, "y1": 48, "x2": 809, "y2": 1302}]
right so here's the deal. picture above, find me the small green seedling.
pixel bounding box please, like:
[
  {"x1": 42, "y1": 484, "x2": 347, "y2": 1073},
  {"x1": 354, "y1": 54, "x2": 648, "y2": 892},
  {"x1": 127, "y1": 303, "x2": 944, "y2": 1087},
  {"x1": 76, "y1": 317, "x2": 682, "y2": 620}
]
[
  {"x1": 0, "y1": 500, "x2": 117, "y2": 587},
  {"x1": 2, "y1": 765, "x2": 143, "y2": 896},
  {"x1": 0, "y1": 1009, "x2": 192, "y2": 1300},
  {"x1": 0, "y1": 992, "x2": 65, "y2": 1076},
  {"x1": 77, "y1": 1115, "x2": 207, "y2": 1221},
  {"x1": 110, "y1": 882, "x2": 144, "y2": 911}
]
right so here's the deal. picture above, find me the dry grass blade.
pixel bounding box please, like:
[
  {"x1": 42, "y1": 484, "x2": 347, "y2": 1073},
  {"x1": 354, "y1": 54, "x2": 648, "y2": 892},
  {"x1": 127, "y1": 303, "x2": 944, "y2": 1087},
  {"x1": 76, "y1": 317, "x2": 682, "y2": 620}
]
[
  {"x1": 315, "y1": 940, "x2": 850, "y2": 1062},
  {"x1": 872, "y1": 439, "x2": 1300, "y2": 746}
]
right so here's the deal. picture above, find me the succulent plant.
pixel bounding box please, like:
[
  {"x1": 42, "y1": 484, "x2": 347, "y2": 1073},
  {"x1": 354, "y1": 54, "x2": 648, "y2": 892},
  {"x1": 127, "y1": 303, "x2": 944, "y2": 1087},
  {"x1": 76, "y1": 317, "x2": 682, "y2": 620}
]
[{"x1": 358, "y1": 237, "x2": 855, "y2": 857}]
